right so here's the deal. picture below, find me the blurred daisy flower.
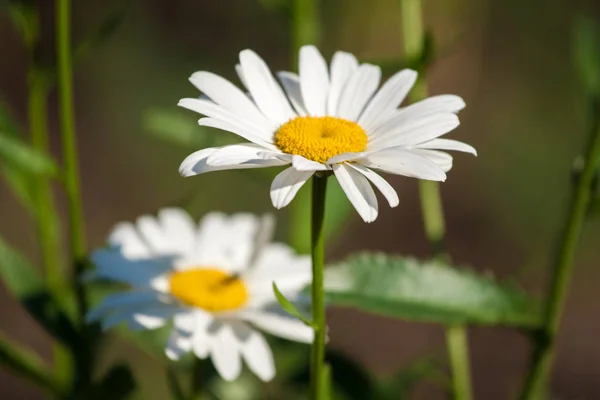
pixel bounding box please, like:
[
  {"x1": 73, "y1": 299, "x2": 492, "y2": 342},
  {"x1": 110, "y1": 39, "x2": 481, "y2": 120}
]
[
  {"x1": 86, "y1": 208, "x2": 312, "y2": 382},
  {"x1": 178, "y1": 45, "x2": 476, "y2": 222}
]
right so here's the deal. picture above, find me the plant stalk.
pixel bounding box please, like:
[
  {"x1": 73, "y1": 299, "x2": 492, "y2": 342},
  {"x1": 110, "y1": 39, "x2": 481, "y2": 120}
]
[
  {"x1": 400, "y1": 1, "x2": 473, "y2": 399},
  {"x1": 519, "y1": 107, "x2": 600, "y2": 399},
  {"x1": 310, "y1": 175, "x2": 328, "y2": 400}
]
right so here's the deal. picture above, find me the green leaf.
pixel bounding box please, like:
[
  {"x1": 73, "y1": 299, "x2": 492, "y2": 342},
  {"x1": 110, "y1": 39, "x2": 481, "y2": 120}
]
[
  {"x1": 6, "y1": 0, "x2": 39, "y2": 48},
  {"x1": 324, "y1": 253, "x2": 542, "y2": 327},
  {"x1": 573, "y1": 15, "x2": 600, "y2": 96},
  {"x1": 0, "y1": 331, "x2": 64, "y2": 397},
  {"x1": 0, "y1": 134, "x2": 57, "y2": 176},
  {"x1": 87, "y1": 364, "x2": 137, "y2": 400},
  {"x1": 272, "y1": 282, "x2": 314, "y2": 328},
  {"x1": 0, "y1": 237, "x2": 79, "y2": 347}
]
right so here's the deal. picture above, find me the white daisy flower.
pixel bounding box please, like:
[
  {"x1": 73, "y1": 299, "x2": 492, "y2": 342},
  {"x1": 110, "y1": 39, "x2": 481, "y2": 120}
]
[
  {"x1": 86, "y1": 208, "x2": 313, "y2": 382},
  {"x1": 178, "y1": 45, "x2": 476, "y2": 223}
]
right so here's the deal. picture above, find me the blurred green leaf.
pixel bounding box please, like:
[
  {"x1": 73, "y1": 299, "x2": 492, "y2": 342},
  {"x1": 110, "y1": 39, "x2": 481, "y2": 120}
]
[
  {"x1": 324, "y1": 253, "x2": 542, "y2": 327},
  {"x1": 289, "y1": 179, "x2": 353, "y2": 254},
  {"x1": 0, "y1": 331, "x2": 64, "y2": 397},
  {"x1": 0, "y1": 236, "x2": 80, "y2": 347},
  {"x1": 0, "y1": 133, "x2": 57, "y2": 176},
  {"x1": 573, "y1": 15, "x2": 600, "y2": 96},
  {"x1": 6, "y1": 0, "x2": 39, "y2": 48},
  {"x1": 88, "y1": 364, "x2": 137, "y2": 400},
  {"x1": 143, "y1": 108, "x2": 215, "y2": 149},
  {"x1": 272, "y1": 282, "x2": 314, "y2": 327}
]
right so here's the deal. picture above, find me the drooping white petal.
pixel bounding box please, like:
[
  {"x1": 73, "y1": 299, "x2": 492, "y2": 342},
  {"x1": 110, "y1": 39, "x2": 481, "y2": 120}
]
[
  {"x1": 158, "y1": 208, "x2": 197, "y2": 256},
  {"x1": 209, "y1": 324, "x2": 242, "y2": 381},
  {"x1": 277, "y1": 71, "x2": 307, "y2": 116},
  {"x1": 179, "y1": 98, "x2": 277, "y2": 148},
  {"x1": 415, "y1": 138, "x2": 477, "y2": 155},
  {"x1": 90, "y1": 248, "x2": 171, "y2": 287},
  {"x1": 100, "y1": 302, "x2": 178, "y2": 331},
  {"x1": 333, "y1": 163, "x2": 378, "y2": 223},
  {"x1": 232, "y1": 322, "x2": 275, "y2": 382},
  {"x1": 368, "y1": 113, "x2": 460, "y2": 150},
  {"x1": 179, "y1": 145, "x2": 288, "y2": 178},
  {"x1": 360, "y1": 147, "x2": 447, "y2": 181},
  {"x1": 189, "y1": 71, "x2": 274, "y2": 131},
  {"x1": 411, "y1": 149, "x2": 454, "y2": 172},
  {"x1": 239, "y1": 309, "x2": 314, "y2": 343},
  {"x1": 336, "y1": 64, "x2": 381, "y2": 122},
  {"x1": 190, "y1": 311, "x2": 213, "y2": 359},
  {"x1": 239, "y1": 49, "x2": 296, "y2": 124},
  {"x1": 327, "y1": 51, "x2": 358, "y2": 116},
  {"x1": 291, "y1": 155, "x2": 328, "y2": 171},
  {"x1": 358, "y1": 69, "x2": 417, "y2": 132},
  {"x1": 299, "y1": 45, "x2": 330, "y2": 116},
  {"x1": 346, "y1": 163, "x2": 399, "y2": 207},
  {"x1": 108, "y1": 222, "x2": 151, "y2": 259},
  {"x1": 270, "y1": 167, "x2": 314, "y2": 209},
  {"x1": 207, "y1": 143, "x2": 280, "y2": 166},
  {"x1": 86, "y1": 291, "x2": 160, "y2": 323},
  {"x1": 166, "y1": 329, "x2": 192, "y2": 361}
]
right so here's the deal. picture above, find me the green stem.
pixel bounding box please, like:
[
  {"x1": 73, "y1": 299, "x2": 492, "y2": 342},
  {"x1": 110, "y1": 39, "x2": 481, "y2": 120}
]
[
  {"x1": 400, "y1": 1, "x2": 472, "y2": 399},
  {"x1": 519, "y1": 108, "x2": 600, "y2": 400},
  {"x1": 310, "y1": 175, "x2": 328, "y2": 400},
  {"x1": 26, "y1": 7, "x2": 72, "y2": 389},
  {"x1": 0, "y1": 332, "x2": 65, "y2": 398},
  {"x1": 291, "y1": 0, "x2": 320, "y2": 63}
]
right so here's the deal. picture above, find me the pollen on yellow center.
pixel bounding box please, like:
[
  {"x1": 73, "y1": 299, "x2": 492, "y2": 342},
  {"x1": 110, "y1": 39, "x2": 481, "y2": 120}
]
[
  {"x1": 168, "y1": 268, "x2": 248, "y2": 312},
  {"x1": 274, "y1": 116, "x2": 368, "y2": 164}
]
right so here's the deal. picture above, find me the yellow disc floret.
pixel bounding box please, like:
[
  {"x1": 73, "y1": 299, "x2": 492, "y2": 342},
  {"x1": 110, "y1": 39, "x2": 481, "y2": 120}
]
[
  {"x1": 168, "y1": 268, "x2": 248, "y2": 312},
  {"x1": 274, "y1": 116, "x2": 368, "y2": 164}
]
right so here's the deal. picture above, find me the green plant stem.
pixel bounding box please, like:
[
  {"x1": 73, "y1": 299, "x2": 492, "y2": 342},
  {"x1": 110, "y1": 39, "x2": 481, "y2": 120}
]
[
  {"x1": 25, "y1": 7, "x2": 72, "y2": 389},
  {"x1": 310, "y1": 175, "x2": 328, "y2": 400},
  {"x1": 519, "y1": 108, "x2": 600, "y2": 400},
  {"x1": 0, "y1": 332, "x2": 65, "y2": 398},
  {"x1": 400, "y1": 1, "x2": 472, "y2": 399},
  {"x1": 291, "y1": 0, "x2": 320, "y2": 63}
]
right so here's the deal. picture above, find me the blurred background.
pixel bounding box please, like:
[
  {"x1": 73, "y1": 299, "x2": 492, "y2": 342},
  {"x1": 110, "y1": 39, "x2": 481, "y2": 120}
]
[{"x1": 1, "y1": 0, "x2": 600, "y2": 398}]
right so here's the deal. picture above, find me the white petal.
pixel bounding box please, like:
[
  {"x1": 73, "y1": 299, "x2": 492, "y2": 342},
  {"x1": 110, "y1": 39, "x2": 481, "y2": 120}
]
[
  {"x1": 159, "y1": 208, "x2": 197, "y2": 256},
  {"x1": 178, "y1": 98, "x2": 277, "y2": 148},
  {"x1": 277, "y1": 71, "x2": 307, "y2": 116},
  {"x1": 299, "y1": 45, "x2": 330, "y2": 116},
  {"x1": 326, "y1": 152, "x2": 366, "y2": 164},
  {"x1": 291, "y1": 155, "x2": 328, "y2": 171},
  {"x1": 336, "y1": 64, "x2": 381, "y2": 122},
  {"x1": 368, "y1": 113, "x2": 460, "y2": 149},
  {"x1": 235, "y1": 63, "x2": 247, "y2": 88},
  {"x1": 360, "y1": 147, "x2": 447, "y2": 181},
  {"x1": 232, "y1": 323, "x2": 275, "y2": 382},
  {"x1": 240, "y1": 309, "x2": 314, "y2": 343},
  {"x1": 207, "y1": 143, "x2": 280, "y2": 166},
  {"x1": 191, "y1": 311, "x2": 213, "y2": 359},
  {"x1": 136, "y1": 215, "x2": 172, "y2": 255},
  {"x1": 101, "y1": 303, "x2": 177, "y2": 331},
  {"x1": 415, "y1": 138, "x2": 477, "y2": 155},
  {"x1": 346, "y1": 163, "x2": 399, "y2": 207},
  {"x1": 179, "y1": 145, "x2": 287, "y2": 178},
  {"x1": 239, "y1": 49, "x2": 295, "y2": 124},
  {"x1": 327, "y1": 51, "x2": 358, "y2": 116},
  {"x1": 358, "y1": 69, "x2": 417, "y2": 132},
  {"x1": 270, "y1": 167, "x2": 314, "y2": 209},
  {"x1": 411, "y1": 149, "x2": 453, "y2": 172},
  {"x1": 166, "y1": 330, "x2": 192, "y2": 361},
  {"x1": 189, "y1": 71, "x2": 274, "y2": 131},
  {"x1": 90, "y1": 248, "x2": 171, "y2": 286},
  {"x1": 209, "y1": 324, "x2": 242, "y2": 381},
  {"x1": 86, "y1": 291, "x2": 160, "y2": 323},
  {"x1": 401, "y1": 94, "x2": 466, "y2": 116},
  {"x1": 333, "y1": 163, "x2": 378, "y2": 223},
  {"x1": 108, "y1": 222, "x2": 151, "y2": 259}
]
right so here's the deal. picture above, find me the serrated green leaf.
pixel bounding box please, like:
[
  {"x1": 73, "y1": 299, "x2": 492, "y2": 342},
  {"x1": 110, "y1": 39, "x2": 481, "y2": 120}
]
[
  {"x1": 272, "y1": 282, "x2": 314, "y2": 327},
  {"x1": 324, "y1": 253, "x2": 542, "y2": 327},
  {"x1": 573, "y1": 15, "x2": 600, "y2": 95},
  {"x1": 0, "y1": 134, "x2": 57, "y2": 176}
]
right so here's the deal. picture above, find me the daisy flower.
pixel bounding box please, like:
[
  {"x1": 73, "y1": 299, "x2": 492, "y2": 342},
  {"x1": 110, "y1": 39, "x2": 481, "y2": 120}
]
[
  {"x1": 178, "y1": 45, "x2": 476, "y2": 222},
  {"x1": 86, "y1": 208, "x2": 313, "y2": 382}
]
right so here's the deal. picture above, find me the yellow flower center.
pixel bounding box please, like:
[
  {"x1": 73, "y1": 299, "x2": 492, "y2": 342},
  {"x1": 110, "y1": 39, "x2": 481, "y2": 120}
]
[
  {"x1": 168, "y1": 268, "x2": 248, "y2": 312},
  {"x1": 274, "y1": 116, "x2": 368, "y2": 164}
]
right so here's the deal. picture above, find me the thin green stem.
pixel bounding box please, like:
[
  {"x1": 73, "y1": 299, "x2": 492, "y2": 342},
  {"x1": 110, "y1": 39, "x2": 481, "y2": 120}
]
[
  {"x1": 310, "y1": 175, "x2": 328, "y2": 400},
  {"x1": 400, "y1": 1, "x2": 472, "y2": 399},
  {"x1": 291, "y1": 0, "x2": 320, "y2": 63},
  {"x1": 519, "y1": 108, "x2": 600, "y2": 400},
  {"x1": 25, "y1": 7, "x2": 72, "y2": 388}
]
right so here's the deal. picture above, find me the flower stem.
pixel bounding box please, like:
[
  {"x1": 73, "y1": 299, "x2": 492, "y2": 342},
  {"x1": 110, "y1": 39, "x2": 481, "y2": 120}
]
[
  {"x1": 292, "y1": 0, "x2": 320, "y2": 63},
  {"x1": 310, "y1": 175, "x2": 328, "y2": 400},
  {"x1": 519, "y1": 106, "x2": 600, "y2": 400},
  {"x1": 26, "y1": 7, "x2": 72, "y2": 388},
  {"x1": 400, "y1": 1, "x2": 472, "y2": 399}
]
